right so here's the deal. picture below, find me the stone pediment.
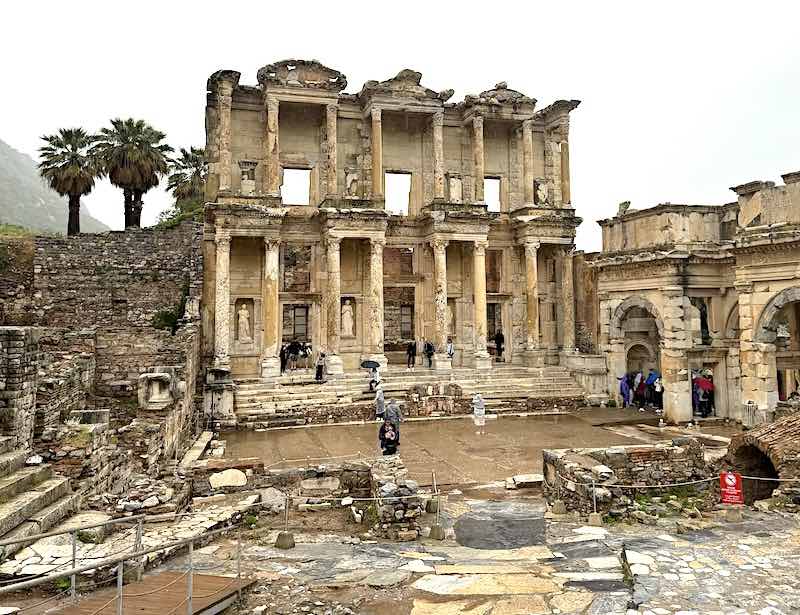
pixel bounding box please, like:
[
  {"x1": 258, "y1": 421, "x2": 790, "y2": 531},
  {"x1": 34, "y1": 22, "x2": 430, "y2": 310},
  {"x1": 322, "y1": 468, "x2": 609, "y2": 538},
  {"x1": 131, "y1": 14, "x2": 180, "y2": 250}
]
[
  {"x1": 257, "y1": 59, "x2": 347, "y2": 91},
  {"x1": 464, "y1": 82, "x2": 536, "y2": 107},
  {"x1": 360, "y1": 69, "x2": 454, "y2": 102},
  {"x1": 207, "y1": 70, "x2": 241, "y2": 92}
]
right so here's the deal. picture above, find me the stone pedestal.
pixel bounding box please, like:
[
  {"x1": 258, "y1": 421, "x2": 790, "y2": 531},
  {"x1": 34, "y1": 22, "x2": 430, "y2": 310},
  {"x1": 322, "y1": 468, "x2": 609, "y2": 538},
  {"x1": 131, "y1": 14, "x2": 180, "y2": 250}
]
[
  {"x1": 432, "y1": 353, "x2": 452, "y2": 371},
  {"x1": 525, "y1": 349, "x2": 546, "y2": 368}
]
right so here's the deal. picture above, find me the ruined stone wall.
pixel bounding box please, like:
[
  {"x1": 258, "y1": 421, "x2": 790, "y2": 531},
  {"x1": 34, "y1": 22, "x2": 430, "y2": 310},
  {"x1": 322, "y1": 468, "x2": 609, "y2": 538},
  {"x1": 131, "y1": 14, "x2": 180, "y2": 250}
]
[
  {"x1": 0, "y1": 326, "x2": 40, "y2": 447},
  {"x1": 543, "y1": 439, "x2": 711, "y2": 516},
  {"x1": 600, "y1": 206, "x2": 724, "y2": 253},
  {"x1": 574, "y1": 251, "x2": 598, "y2": 353},
  {"x1": 34, "y1": 350, "x2": 95, "y2": 438},
  {"x1": 0, "y1": 236, "x2": 35, "y2": 326},
  {"x1": 33, "y1": 222, "x2": 202, "y2": 329}
]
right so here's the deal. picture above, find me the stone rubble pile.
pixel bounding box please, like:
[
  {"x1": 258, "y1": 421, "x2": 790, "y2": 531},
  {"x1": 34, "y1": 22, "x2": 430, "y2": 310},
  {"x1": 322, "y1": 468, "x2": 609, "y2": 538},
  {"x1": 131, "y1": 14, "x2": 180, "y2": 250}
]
[
  {"x1": 86, "y1": 473, "x2": 186, "y2": 514},
  {"x1": 369, "y1": 455, "x2": 422, "y2": 541}
]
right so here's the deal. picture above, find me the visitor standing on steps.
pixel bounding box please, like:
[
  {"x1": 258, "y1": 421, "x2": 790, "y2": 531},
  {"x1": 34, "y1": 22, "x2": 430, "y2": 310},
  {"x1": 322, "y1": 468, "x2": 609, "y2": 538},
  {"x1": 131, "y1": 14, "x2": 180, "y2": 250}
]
[
  {"x1": 374, "y1": 384, "x2": 385, "y2": 420},
  {"x1": 315, "y1": 352, "x2": 326, "y2": 382},
  {"x1": 423, "y1": 338, "x2": 435, "y2": 368},
  {"x1": 446, "y1": 337, "x2": 455, "y2": 361},
  {"x1": 494, "y1": 330, "x2": 505, "y2": 362},
  {"x1": 406, "y1": 340, "x2": 416, "y2": 370},
  {"x1": 385, "y1": 398, "x2": 402, "y2": 430},
  {"x1": 279, "y1": 343, "x2": 287, "y2": 374},
  {"x1": 379, "y1": 417, "x2": 399, "y2": 456}
]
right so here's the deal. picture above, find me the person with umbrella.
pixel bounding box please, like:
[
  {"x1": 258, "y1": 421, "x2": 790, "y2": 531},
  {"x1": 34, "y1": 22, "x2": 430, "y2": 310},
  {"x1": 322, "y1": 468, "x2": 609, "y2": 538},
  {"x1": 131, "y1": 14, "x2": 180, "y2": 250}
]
[{"x1": 694, "y1": 374, "x2": 714, "y2": 418}]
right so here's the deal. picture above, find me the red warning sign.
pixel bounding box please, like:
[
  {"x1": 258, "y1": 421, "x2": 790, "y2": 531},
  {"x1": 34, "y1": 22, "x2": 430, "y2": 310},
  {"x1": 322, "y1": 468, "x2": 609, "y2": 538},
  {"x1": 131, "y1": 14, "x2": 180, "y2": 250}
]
[{"x1": 720, "y1": 471, "x2": 744, "y2": 505}]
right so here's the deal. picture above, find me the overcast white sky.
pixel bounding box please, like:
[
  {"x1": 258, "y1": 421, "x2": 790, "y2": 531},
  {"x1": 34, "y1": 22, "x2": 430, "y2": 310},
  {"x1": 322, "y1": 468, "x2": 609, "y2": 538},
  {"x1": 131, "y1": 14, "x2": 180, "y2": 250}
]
[{"x1": 3, "y1": 1, "x2": 798, "y2": 251}]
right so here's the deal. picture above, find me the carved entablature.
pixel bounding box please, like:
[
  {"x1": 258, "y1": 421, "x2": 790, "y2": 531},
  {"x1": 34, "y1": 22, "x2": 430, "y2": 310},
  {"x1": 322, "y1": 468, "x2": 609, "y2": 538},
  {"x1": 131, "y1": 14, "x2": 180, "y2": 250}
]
[
  {"x1": 209, "y1": 202, "x2": 288, "y2": 234},
  {"x1": 256, "y1": 59, "x2": 347, "y2": 91},
  {"x1": 207, "y1": 70, "x2": 241, "y2": 93},
  {"x1": 595, "y1": 260, "x2": 681, "y2": 283},
  {"x1": 321, "y1": 209, "x2": 388, "y2": 237},
  {"x1": 534, "y1": 99, "x2": 581, "y2": 135},
  {"x1": 359, "y1": 69, "x2": 454, "y2": 103},
  {"x1": 463, "y1": 82, "x2": 537, "y2": 110}
]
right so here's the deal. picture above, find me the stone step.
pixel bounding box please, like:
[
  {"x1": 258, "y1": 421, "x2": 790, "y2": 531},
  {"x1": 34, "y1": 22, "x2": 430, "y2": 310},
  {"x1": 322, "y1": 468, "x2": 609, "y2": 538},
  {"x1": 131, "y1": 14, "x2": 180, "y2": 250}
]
[
  {"x1": 0, "y1": 449, "x2": 30, "y2": 479},
  {"x1": 0, "y1": 477, "x2": 72, "y2": 537},
  {"x1": 0, "y1": 437, "x2": 16, "y2": 456},
  {"x1": 0, "y1": 492, "x2": 81, "y2": 558},
  {"x1": 0, "y1": 464, "x2": 52, "y2": 502}
]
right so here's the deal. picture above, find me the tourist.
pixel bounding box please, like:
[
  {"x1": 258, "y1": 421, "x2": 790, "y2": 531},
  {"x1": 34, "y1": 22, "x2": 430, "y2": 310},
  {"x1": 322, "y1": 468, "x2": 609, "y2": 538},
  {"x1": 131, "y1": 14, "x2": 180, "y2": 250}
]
[
  {"x1": 446, "y1": 337, "x2": 454, "y2": 361},
  {"x1": 385, "y1": 398, "x2": 402, "y2": 429},
  {"x1": 618, "y1": 375, "x2": 631, "y2": 407},
  {"x1": 654, "y1": 376, "x2": 663, "y2": 410},
  {"x1": 645, "y1": 369, "x2": 659, "y2": 406},
  {"x1": 300, "y1": 342, "x2": 312, "y2": 369},
  {"x1": 279, "y1": 343, "x2": 288, "y2": 374},
  {"x1": 378, "y1": 417, "x2": 399, "y2": 456},
  {"x1": 423, "y1": 339, "x2": 435, "y2": 368},
  {"x1": 369, "y1": 365, "x2": 381, "y2": 392},
  {"x1": 315, "y1": 352, "x2": 326, "y2": 382},
  {"x1": 406, "y1": 340, "x2": 417, "y2": 370},
  {"x1": 287, "y1": 339, "x2": 301, "y2": 371},
  {"x1": 374, "y1": 384, "x2": 385, "y2": 420},
  {"x1": 494, "y1": 330, "x2": 505, "y2": 362}
]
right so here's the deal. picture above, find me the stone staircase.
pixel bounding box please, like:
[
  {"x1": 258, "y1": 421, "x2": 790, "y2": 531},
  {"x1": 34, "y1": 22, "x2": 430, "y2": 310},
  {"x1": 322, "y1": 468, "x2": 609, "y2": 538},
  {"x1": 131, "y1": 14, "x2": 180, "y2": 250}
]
[
  {"x1": 0, "y1": 436, "x2": 79, "y2": 558},
  {"x1": 234, "y1": 365, "x2": 584, "y2": 428}
]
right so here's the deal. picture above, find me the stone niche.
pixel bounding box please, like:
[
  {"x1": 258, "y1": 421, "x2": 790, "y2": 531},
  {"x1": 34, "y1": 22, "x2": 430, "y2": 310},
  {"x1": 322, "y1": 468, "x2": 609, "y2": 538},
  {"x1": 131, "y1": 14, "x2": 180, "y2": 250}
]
[
  {"x1": 138, "y1": 366, "x2": 185, "y2": 411},
  {"x1": 233, "y1": 298, "x2": 257, "y2": 350}
]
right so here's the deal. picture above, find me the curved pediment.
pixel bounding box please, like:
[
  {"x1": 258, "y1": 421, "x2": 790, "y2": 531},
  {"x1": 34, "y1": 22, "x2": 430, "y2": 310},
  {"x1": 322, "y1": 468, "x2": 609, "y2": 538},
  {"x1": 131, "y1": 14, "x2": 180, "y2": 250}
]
[
  {"x1": 360, "y1": 69, "x2": 454, "y2": 102},
  {"x1": 256, "y1": 59, "x2": 347, "y2": 91},
  {"x1": 464, "y1": 82, "x2": 536, "y2": 107}
]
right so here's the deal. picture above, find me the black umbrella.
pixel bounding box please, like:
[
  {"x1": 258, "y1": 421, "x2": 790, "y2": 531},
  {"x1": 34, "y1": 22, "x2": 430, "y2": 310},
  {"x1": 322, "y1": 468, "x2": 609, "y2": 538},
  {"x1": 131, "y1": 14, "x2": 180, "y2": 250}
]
[{"x1": 361, "y1": 360, "x2": 380, "y2": 369}]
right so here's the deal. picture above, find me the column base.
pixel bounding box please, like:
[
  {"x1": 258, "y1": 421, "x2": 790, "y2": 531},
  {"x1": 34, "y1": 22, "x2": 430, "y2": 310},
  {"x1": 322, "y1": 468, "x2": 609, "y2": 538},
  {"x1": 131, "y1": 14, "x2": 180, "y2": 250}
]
[
  {"x1": 326, "y1": 354, "x2": 344, "y2": 376},
  {"x1": 260, "y1": 356, "x2": 280, "y2": 378},
  {"x1": 471, "y1": 352, "x2": 492, "y2": 371},
  {"x1": 525, "y1": 349, "x2": 546, "y2": 368},
  {"x1": 432, "y1": 353, "x2": 452, "y2": 371}
]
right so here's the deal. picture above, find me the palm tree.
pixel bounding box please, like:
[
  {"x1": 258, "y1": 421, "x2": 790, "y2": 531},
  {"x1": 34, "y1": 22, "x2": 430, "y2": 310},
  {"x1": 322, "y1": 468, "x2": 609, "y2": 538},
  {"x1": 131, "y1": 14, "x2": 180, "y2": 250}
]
[
  {"x1": 92, "y1": 118, "x2": 173, "y2": 228},
  {"x1": 167, "y1": 147, "x2": 206, "y2": 202},
  {"x1": 38, "y1": 128, "x2": 102, "y2": 236}
]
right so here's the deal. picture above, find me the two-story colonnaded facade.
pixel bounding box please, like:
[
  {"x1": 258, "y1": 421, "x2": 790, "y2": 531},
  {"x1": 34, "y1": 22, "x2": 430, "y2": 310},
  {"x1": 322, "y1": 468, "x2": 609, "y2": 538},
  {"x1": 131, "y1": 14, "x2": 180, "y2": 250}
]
[{"x1": 202, "y1": 60, "x2": 582, "y2": 382}]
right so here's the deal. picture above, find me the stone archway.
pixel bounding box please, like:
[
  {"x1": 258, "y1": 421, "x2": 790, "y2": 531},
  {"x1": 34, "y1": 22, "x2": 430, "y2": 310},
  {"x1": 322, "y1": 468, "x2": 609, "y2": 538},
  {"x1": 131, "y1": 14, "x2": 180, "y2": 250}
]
[
  {"x1": 755, "y1": 287, "x2": 800, "y2": 343},
  {"x1": 609, "y1": 296, "x2": 664, "y2": 340},
  {"x1": 626, "y1": 341, "x2": 657, "y2": 373}
]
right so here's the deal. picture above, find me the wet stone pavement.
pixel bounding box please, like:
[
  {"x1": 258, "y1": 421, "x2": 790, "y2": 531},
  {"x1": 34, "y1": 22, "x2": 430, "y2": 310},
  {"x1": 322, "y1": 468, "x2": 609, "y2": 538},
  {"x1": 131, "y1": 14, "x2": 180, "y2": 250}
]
[{"x1": 156, "y1": 496, "x2": 800, "y2": 614}]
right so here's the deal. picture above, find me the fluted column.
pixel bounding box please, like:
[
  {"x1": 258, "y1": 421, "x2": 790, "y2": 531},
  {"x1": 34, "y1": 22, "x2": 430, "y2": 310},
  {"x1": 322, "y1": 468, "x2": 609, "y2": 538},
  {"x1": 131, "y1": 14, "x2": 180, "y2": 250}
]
[
  {"x1": 371, "y1": 107, "x2": 383, "y2": 199},
  {"x1": 324, "y1": 236, "x2": 344, "y2": 374},
  {"x1": 431, "y1": 238, "x2": 451, "y2": 370},
  {"x1": 473, "y1": 240, "x2": 491, "y2": 370},
  {"x1": 562, "y1": 247, "x2": 576, "y2": 351},
  {"x1": 326, "y1": 104, "x2": 338, "y2": 197},
  {"x1": 432, "y1": 111, "x2": 445, "y2": 201},
  {"x1": 524, "y1": 241, "x2": 541, "y2": 366},
  {"x1": 265, "y1": 96, "x2": 280, "y2": 195},
  {"x1": 217, "y1": 81, "x2": 234, "y2": 193},
  {"x1": 214, "y1": 231, "x2": 232, "y2": 367},
  {"x1": 522, "y1": 119, "x2": 534, "y2": 205},
  {"x1": 261, "y1": 238, "x2": 281, "y2": 377},
  {"x1": 561, "y1": 141, "x2": 571, "y2": 205},
  {"x1": 368, "y1": 238, "x2": 388, "y2": 367},
  {"x1": 472, "y1": 115, "x2": 485, "y2": 203}
]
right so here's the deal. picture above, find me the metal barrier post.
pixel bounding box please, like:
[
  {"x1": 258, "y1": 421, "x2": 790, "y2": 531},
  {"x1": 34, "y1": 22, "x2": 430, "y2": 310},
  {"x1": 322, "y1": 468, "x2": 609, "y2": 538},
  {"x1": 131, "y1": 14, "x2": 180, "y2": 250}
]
[
  {"x1": 284, "y1": 495, "x2": 290, "y2": 531},
  {"x1": 592, "y1": 478, "x2": 597, "y2": 514},
  {"x1": 433, "y1": 471, "x2": 441, "y2": 525},
  {"x1": 116, "y1": 559, "x2": 123, "y2": 615},
  {"x1": 187, "y1": 540, "x2": 193, "y2": 615},
  {"x1": 69, "y1": 530, "x2": 77, "y2": 602},
  {"x1": 236, "y1": 529, "x2": 242, "y2": 601},
  {"x1": 135, "y1": 519, "x2": 144, "y2": 581}
]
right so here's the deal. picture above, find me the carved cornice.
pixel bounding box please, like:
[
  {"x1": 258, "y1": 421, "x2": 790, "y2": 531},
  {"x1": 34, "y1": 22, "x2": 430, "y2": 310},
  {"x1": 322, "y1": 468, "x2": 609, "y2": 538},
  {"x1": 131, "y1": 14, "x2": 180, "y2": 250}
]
[
  {"x1": 430, "y1": 238, "x2": 449, "y2": 252},
  {"x1": 257, "y1": 59, "x2": 347, "y2": 91}
]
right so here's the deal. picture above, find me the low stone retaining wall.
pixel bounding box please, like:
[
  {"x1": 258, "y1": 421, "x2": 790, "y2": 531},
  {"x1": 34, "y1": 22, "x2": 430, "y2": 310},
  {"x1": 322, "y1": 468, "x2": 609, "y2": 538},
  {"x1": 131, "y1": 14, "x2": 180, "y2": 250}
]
[
  {"x1": 543, "y1": 439, "x2": 713, "y2": 521},
  {"x1": 370, "y1": 455, "x2": 422, "y2": 541}
]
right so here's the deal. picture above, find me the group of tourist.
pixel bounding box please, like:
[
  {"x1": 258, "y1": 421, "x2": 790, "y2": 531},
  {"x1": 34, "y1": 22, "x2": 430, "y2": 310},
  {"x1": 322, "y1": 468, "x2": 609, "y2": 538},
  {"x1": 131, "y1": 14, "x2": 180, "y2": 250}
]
[
  {"x1": 692, "y1": 370, "x2": 715, "y2": 418},
  {"x1": 618, "y1": 368, "x2": 663, "y2": 410},
  {"x1": 279, "y1": 340, "x2": 313, "y2": 373},
  {"x1": 404, "y1": 330, "x2": 505, "y2": 368}
]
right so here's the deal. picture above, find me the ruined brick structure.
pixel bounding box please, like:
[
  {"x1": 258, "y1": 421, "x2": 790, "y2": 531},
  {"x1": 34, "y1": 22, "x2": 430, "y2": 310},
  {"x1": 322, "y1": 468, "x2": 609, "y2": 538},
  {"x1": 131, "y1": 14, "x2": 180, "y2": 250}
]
[{"x1": 593, "y1": 175, "x2": 800, "y2": 423}]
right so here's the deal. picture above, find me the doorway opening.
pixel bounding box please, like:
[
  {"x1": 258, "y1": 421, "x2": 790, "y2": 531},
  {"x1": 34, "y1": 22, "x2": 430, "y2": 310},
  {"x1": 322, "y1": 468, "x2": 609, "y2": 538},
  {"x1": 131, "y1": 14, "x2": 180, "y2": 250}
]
[
  {"x1": 484, "y1": 178, "x2": 501, "y2": 213},
  {"x1": 282, "y1": 169, "x2": 311, "y2": 205},
  {"x1": 385, "y1": 172, "x2": 411, "y2": 216}
]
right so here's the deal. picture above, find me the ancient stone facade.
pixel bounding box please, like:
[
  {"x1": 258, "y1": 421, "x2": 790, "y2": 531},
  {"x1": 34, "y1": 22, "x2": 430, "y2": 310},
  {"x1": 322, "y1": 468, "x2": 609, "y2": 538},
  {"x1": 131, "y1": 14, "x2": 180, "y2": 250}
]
[
  {"x1": 0, "y1": 327, "x2": 40, "y2": 447},
  {"x1": 593, "y1": 173, "x2": 800, "y2": 424},
  {"x1": 203, "y1": 60, "x2": 582, "y2": 389}
]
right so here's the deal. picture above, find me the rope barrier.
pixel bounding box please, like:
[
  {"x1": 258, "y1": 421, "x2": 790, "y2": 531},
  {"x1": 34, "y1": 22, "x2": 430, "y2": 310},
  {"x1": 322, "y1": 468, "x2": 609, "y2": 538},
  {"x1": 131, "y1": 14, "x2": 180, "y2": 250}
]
[
  {"x1": 15, "y1": 589, "x2": 71, "y2": 613},
  {"x1": 263, "y1": 450, "x2": 367, "y2": 470},
  {"x1": 556, "y1": 471, "x2": 800, "y2": 490}
]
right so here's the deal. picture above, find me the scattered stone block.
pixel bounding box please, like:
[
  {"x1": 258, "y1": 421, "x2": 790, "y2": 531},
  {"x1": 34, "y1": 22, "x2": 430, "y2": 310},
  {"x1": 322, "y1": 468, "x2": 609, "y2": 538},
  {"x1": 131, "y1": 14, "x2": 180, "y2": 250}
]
[
  {"x1": 551, "y1": 500, "x2": 568, "y2": 515},
  {"x1": 587, "y1": 512, "x2": 603, "y2": 527},
  {"x1": 428, "y1": 524, "x2": 445, "y2": 541},
  {"x1": 512, "y1": 473, "x2": 543, "y2": 488},
  {"x1": 208, "y1": 468, "x2": 247, "y2": 490},
  {"x1": 274, "y1": 531, "x2": 295, "y2": 549}
]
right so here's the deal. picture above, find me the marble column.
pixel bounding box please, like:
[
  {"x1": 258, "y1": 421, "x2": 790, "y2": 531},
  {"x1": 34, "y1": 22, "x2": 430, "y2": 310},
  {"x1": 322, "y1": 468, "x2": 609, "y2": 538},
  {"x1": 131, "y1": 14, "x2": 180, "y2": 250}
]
[
  {"x1": 324, "y1": 236, "x2": 344, "y2": 375},
  {"x1": 326, "y1": 104, "x2": 338, "y2": 198},
  {"x1": 561, "y1": 141, "x2": 571, "y2": 205},
  {"x1": 371, "y1": 107, "x2": 383, "y2": 199},
  {"x1": 524, "y1": 241, "x2": 542, "y2": 366},
  {"x1": 214, "y1": 231, "x2": 232, "y2": 368},
  {"x1": 431, "y1": 238, "x2": 451, "y2": 370},
  {"x1": 261, "y1": 238, "x2": 281, "y2": 377},
  {"x1": 368, "y1": 238, "x2": 388, "y2": 368},
  {"x1": 265, "y1": 95, "x2": 280, "y2": 196},
  {"x1": 522, "y1": 119, "x2": 534, "y2": 205},
  {"x1": 562, "y1": 248, "x2": 576, "y2": 351},
  {"x1": 217, "y1": 81, "x2": 234, "y2": 193},
  {"x1": 432, "y1": 111, "x2": 445, "y2": 201},
  {"x1": 472, "y1": 115, "x2": 485, "y2": 203},
  {"x1": 473, "y1": 240, "x2": 491, "y2": 370}
]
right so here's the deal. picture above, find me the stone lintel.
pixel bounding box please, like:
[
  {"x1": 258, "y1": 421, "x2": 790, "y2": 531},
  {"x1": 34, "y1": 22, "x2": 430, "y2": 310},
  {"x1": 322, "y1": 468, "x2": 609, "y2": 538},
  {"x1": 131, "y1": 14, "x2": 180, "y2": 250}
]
[
  {"x1": 730, "y1": 180, "x2": 773, "y2": 196},
  {"x1": 781, "y1": 170, "x2": 800, "y2": 185}
]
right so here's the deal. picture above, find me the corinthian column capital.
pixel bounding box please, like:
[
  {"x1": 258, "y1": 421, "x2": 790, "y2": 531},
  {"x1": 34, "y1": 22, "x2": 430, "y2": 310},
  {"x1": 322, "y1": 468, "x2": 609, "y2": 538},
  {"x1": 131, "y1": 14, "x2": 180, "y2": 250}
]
[
  {"x1": 430, "y1": 238, "x2": 449, "y2": 253},
  {"x1": 264, "y1": 237, "x2": 281, "y2": 252},
  {"x1": 524, "y1": 240, "x2": 540, "y2": 257},
  {"x1": 370, "y1": 237, "x2": 386, "y2": 255},
  {"x1": 215, "y1": 229, "x2": 231, "y2": 245},
  {"x1": 473, "y1": 240, "x2": 489, "y2": 256}
]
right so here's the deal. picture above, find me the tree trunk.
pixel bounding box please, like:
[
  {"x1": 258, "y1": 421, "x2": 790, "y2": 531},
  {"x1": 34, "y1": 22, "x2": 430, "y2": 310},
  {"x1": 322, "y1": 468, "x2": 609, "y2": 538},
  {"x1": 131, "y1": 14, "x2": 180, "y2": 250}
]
[
  {"x1": 131, "y1": 189, "x2": 143, "y2": 228},
  {"x1": 124, "y1": 188, "x2": 133, "y2": 228},
  {"x1": 67, "y1": 194, "x2": 80, "y2": 236}
]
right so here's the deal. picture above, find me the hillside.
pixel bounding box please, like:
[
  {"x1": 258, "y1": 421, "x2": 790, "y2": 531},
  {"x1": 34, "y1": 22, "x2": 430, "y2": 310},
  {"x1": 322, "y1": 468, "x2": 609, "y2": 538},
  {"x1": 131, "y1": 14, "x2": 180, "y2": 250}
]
[{"x1": 0, "y1": 137, "x2": 108, "y2": 234}]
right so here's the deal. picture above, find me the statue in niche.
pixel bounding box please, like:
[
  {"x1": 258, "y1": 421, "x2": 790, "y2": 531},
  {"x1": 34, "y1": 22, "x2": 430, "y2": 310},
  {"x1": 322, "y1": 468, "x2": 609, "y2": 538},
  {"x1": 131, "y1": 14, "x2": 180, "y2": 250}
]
[
  {"x1": 448, "y1": 177, "x2": 463, "y2": 203},
  {"x1": 237, "y1": 304, "x2": 252, "y2": 343},
  {"x1": 342, "y1": 300, "x2": 355, "y2": 337},
  {"x1": 345, "y1": 171, "x2": 359, "y2": 197},
  {"x1": 535, "y1": 181, "x2": 549, "y2": 206}
]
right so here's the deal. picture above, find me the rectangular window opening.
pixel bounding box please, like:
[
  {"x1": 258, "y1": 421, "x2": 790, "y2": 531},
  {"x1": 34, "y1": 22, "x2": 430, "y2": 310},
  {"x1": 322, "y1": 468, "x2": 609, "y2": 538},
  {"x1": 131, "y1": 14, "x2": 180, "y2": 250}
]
[
  {"x1": 484, "y1": 177, "x2": 501, "y2": 213},
  {"x1": 282, "y1": 168, "x2": 311, "y2": 205},
  {"x1": 385, "y1": 172, "x2": 411, "y2": 216}
]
